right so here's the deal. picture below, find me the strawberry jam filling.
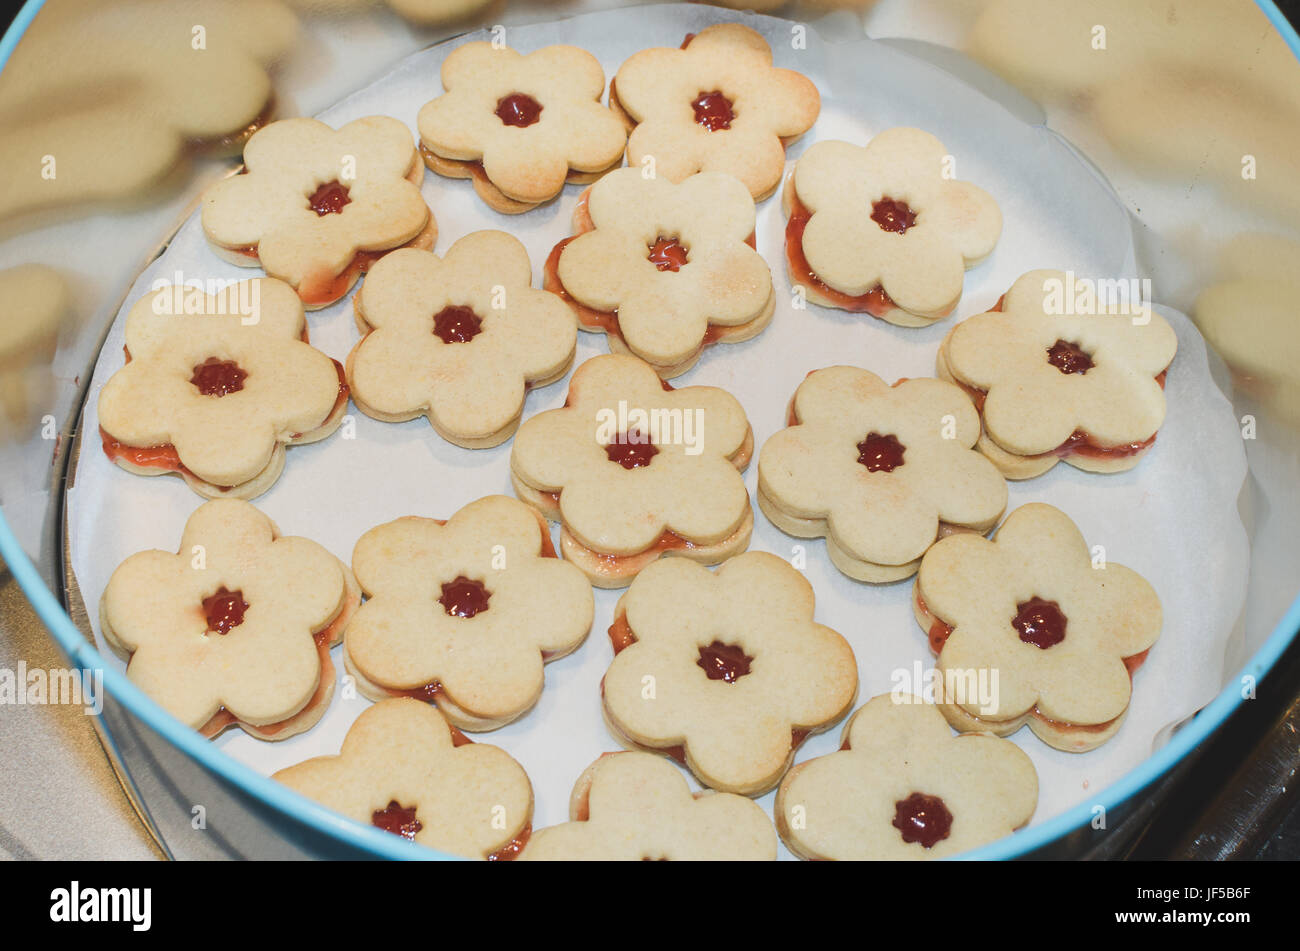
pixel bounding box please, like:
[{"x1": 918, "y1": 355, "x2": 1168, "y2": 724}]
[
  {"x1": 432, "y1": 305, "x2": 483, "y2": 344},
  {"x1": 691, "y1": 91, "x2": 734, "y2": 131},
  {"x1": 604, "y1": 428, "x2": 659, "y2": 469},
  {"x1": 870, "y1": 197, "x2": 917, "y2": 235},
  {"x1": 495, "y1": 93, "x2": 543, "y2": 128},
  {"x1": 190, "y1": 358, "x2": 247, "y2": 396},
  {"x1": 202, "y1": 586, "x2": 248, "y2": 634},
  {"x1": 372, "y1": 801, "x2": 421, "y2": 840},
  {"x1": 785, "y1": 192, "x2": 898, "y2": 317},
  {"x1": 648, "y1": 236, "x2": 689, "y2": 271},
  {"x1": 438, "y1": 576, "x2": 491, "y2": 618},
  {"x1": 893, "y1": 792, "x2": 952, "y2": 848},
  {"x1": 308, "y1": 180, "x2": 351, "y2": 216},
  {"x1": 857, "y1": 432, "x2": 906, "y2": 472}
]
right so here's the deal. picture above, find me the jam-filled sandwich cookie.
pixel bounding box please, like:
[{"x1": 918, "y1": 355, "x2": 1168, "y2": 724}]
[
  {"x1": 937, "y1": 269, "x2": 1178, "y2": 478},
  {"x1": 202, "y1": 116, "x2": 435, "y2": 309},
  {"x1": 783, "y1": 128, "x2": 1001, "y2": 326},
  {"x1": 521, "y1": 752, "x2": 776, "y2": 861},
  {"x1": 545, "y1": 167, "x2": 774, "y2": 379},
  {"x1": 343, "y1": 495, "x2": 593, "y2": 731},
  {"x1": 604, "y1": 552, "x2": 858, "y2": 795},
  {"x1": 97, "y1": 278, "x2": 347, "y2": 500},
  {"x1": 912, "y1": 502, "x2": 1161, "y2": 752},
  {"x1": 348, "y1": 231, "x2": 576, "y2": 448},
  {"x1": 416, "y1": 41, "x2": 627, "y2": 214},
  {"x1": 612, "y1": 24, "x2": 820, "y2": 201},
  {"x1": 274, "y1": 698, "x2": 533, "y2": 859},
  {"x1": 99, "y1": 499, "x2": 359, "y2": 741},
  {"x1": 776, "y1": 694, "x2": 1037, "y2": 860},
  {"x1": 510, "y1": 354, "x2": 754, "y2": 588},
  {"x1": 758, "y1": 367, "x2": 1007, "y2": 583}
]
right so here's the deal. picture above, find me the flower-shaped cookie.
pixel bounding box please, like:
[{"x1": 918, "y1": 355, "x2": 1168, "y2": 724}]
[
  {"x1": 274, "y1": 698, "x2": 533, "y2": 859},
  {"x1": 348, "y1": 231, "x2": 576, "y2": 448},
  {"x1": 784, "y1": 129, "x2": 1001, "y2": 326},
  {"x1": 546, "y1": 167, "x2": 774, "y2": 378},
  {"x1": 99, "y1": 499, "x2": 359, "y2": 740},
  {"x1": 776, "y1": 695, "x2": 1037, "y2": 860},
  {"x1": 417, "y1": 42, "x2": 627, "y2": 214},
  {"x1": 604, "y1": 552, "x2": 858, "y2": 795},
  {"x1": 202, "y1": 116, "x2": 434, "y2": 309},
  {"x1": 912, "y1": 503, "x2": 1161, "y2": 752},
  {"x1": 521, "y1": 752, "x2": 776, "y2": 861},
  {"x1": 612, "y1": 23, "x2": 820, "y2": 201},
  {"x1": 938, "y1": 269, "x2": 1179, "y2": 478},
  {"x1": 97, "y1": 278, "x2": 347, "y2": 499},
  {"x1": 343, "y1": 495, "x2": 594, "y2": 731},
  {"x1": 758, "y1": 367, "x2": 1007, "y2": 583},
  {"x1": 510, "y1": 354, "x2": 754, "y2": 587}
]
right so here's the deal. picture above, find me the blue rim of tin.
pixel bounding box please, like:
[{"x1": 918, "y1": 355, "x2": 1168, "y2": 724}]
[{"x1": 2, "y1": 0, "x2": 1298, "y2": 861}]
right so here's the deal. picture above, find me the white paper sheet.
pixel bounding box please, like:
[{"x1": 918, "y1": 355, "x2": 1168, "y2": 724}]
[{"x1": 67, "y1": 3, "x2": 1250, "y2": 858}]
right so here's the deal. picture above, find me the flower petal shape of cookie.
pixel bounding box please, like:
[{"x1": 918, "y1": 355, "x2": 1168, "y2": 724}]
[
  {"x1": 99, "y1": 499, "x2": 359, "y2": 741},
  {"x1": 417, "y1": 41, "x2": 627, "y2": 214},
  {"x1": 545, "y1": 167, "x2": 774, "y2": 378},
  {"x1": 612, "y1": 23, "x2": 820, "y2": 201},
  {"x1": 343, "y1": 495, "x2": 594, "y2": 731},
  {"x1": 202, "y1": 116, "x2": 434, "y2": 309},
  {"x1": 911, "y1": 502, "x2": 1161, "y2": 752},
  {"x1": 510, "y1": 354, "x2": 754, "y2": 588},
  {"x1": 97, "y1": 278, "x2": 348, "y2": 499},
  {"x1": 758, "y1": 367, "x2": 1007, "y2": 583},
  {"x1": 348, "y1": 231, "x2": 576, "y2": 448},
  {"x1": 274, "y1": 698, "x2": 533, "y2": 859},
  {"x1": 937, "y1": 269, "x2": 1178, "y2": 478},
  {"x1": 521, "y1": 752, "x2": 775, "y2": 860},
  {"x1": 783, "y1": 129, "x2": 1001, "y2": 326},
  {"x1": 604, "y1": 552, "x2": 858, "y2": 795},
  {"x1": 776, "y1": 694, "x2": 1037, "y2": 860}
]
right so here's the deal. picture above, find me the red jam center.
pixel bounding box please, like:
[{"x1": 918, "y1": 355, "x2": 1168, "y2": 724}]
[
  {"x1": 1013, "y1": 596, "x2": 1067, "y2": 649},
  {"x1": 1047, "y1": 339, "x2": 1095, "y2": 375},
  {"x1": 432, "y1": 305, "x2": 483, "y2": 344},
  {"x1": 190, "y1": 358, "x2": 247, "y2": 397},
  {"x1": 856, "y1": 432, "x2": 906, "y2": 472},
  {"x1": 892, "y1": 792, "x2": 953, "y2": 848},
  {"x1": 691, "y1": 90, "x2": 734, "y2": 131},
  {"x1": 202, "y1": 586, "x2": 248, "y2": 635},
  {"x1": 495, "y1": 93, "x2": 543, "y2": 128},
  {"x1": 371, "y1": 801, "x2": 422, "y2": 840},
  {"x1": 647, "y1": 236, "x2": 689, "y2": 272},
  {"x1": 870, "y1": 197, "x2": 917, "y2": 235},
  {"x1": 696, "y1": 640, "x2": 753, "y2": 683},
  {"x1": 308, "y1": 180, "x2": 351, "y2": 217},
  {"x1": 438, "y1": 576, "x2": 491, "y2": 618},
  {"x1": 604, "y1": 428, "x2": 659, "y2": 469}
]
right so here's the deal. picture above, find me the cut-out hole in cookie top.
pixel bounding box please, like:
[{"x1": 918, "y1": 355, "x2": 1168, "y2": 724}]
[
  {"x1": 307, "y1": 180, "x2": 352, "y2": 217},
  {"x1": 647, "y1": 236, "x2": 689, "y2": 272},
  {"x1": 202, "y1": 586, "x2": 249, "y2": 635},
  {"x1": 870, "y1": 197, "x2": 917, "y2": 235},
  {"x1": 495, "y1": 93, "x2": 543, "y2": 128},
  {"x1": 438, "y1": 576, "x2": 491, "y2": 619},
  {"x1": 696, "y1": 640, "x2": 753, "y2": 683},
  {"x1": 604, "y1": 428, "x2": 659, "y2": 470},
  {"x1": 371, "y1": 800, "x2": 422, "y2": 840},
  {"x1": 1046, "y1": 339, "x2": 1095, "y2": 375},
  {"x1": 1013, "y1": 596, "x2": 1067, "y2": 649},
  {"x1": 856, "y1": 432, "x2": 906, "y2": 472},
  {"x1": 892, "y1": 792, "x2": 953, "y2": 848},
  {"x1": 691, "y1": 90, "x2": 734, "y2": 131},
  {"x1": 190, "y1": 358, "x2": 247, "y2": 397},
  {"x1": 432, "y1": 305, "x2": 484, "y2": 344}
]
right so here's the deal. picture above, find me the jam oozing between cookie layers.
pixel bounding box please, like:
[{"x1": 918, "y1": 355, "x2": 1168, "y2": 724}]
[
  {"x1": 691, "y1": 91, "x2": 735, "y2": 131},
  {"x1": 202, "y1": 586, "x2": 249, "y2": 635},
  {"x1": 1047, "y1": 339, "x2": 1094, "y2": 375},
  {"x1": 308, "y1": 180, "x2": 351, "y2": 217},
  {"x1": 372, "y1": 801, "x2": 422, "y2": 840},
  {"x1": 190, "y1": 358, "x2": 247, "y2": 397},
  {"x1": 696, "y1": 640, "x2": 753, "y2": 683},
  {"x1": 432, "y1": 305, "x2": 484, "y2": 344},
  {"x1": 856, "y1": 432, "x2": 906, "y2": 472},
  {"x1": 647, "y1": 236, "x2": 689, "y2": 272},
  {"x1": 892, "y1": 792, "x2": 953, "y2": 849},
  {"x1": 495, "y1": 93, "x2": 543, "y2": 128},
  {"x1": 785, "y1": 193, "x2": 898, "y2": 317},
  {"x1": 1012, "y1": 596, "x2": 1067, "y2": 649},
  {"x1": 438, "y1": 576, "x2": 491, "y2": 618},
  {"x1": 604, "y1": 428, "x2": 659, "y2": 469},
  {"x1": 870, "y1": 197, "x2": 917, "y2": 235}
]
